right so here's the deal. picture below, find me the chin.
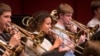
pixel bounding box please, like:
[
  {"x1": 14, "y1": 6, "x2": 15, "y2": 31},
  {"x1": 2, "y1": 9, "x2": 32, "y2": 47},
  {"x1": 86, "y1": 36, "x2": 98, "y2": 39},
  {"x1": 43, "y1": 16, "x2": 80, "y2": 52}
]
[
  {"x1": 44, "y1": 31, "x2": 49, "y2": 34},
  {"x1": 4, "y1": 26, "x2": 7, "y2": 30}
]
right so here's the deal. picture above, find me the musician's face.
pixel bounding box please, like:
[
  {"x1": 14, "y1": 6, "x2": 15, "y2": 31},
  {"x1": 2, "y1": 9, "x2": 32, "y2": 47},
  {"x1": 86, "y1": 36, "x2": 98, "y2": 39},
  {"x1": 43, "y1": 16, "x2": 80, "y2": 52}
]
[
  {"x1": 40, "y1": 17, "x2": 52, "y2": 33},
  {"x1": 95, "y1": 8, "x2": 100, "y2": 20},
  {"x1": 62, "y1": 13, "x2": 72, "y2": 24},
  {"x1": 0, "y1": 11, "x2": 11, "y2": 32}
]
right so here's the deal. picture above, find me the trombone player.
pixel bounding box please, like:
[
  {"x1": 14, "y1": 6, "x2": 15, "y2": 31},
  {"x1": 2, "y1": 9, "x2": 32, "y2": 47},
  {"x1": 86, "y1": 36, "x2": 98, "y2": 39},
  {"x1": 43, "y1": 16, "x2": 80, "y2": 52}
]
[
  {"x1": 0, "y1": 3, "x2": 24, "y2": 56},
  {"x1": 51, "y1": 3, "x2": 86, "y2": 56},
  {"x1": 87, "y1": 0, "x2": 100, "y2": 32},
  {"x1": 23, "y1": 11, "x2": 63, "y2": 56}
]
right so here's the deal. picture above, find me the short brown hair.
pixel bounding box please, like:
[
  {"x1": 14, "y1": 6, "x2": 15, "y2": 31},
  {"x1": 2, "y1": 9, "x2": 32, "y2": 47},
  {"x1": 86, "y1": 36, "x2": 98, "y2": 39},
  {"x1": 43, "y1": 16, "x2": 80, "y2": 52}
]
[
  {"x1": 57, "y1": 3, "x2": 74, "y2": 15},
  {"x1": 0, "y1": 3, "x2": 11, "y2": 15}
]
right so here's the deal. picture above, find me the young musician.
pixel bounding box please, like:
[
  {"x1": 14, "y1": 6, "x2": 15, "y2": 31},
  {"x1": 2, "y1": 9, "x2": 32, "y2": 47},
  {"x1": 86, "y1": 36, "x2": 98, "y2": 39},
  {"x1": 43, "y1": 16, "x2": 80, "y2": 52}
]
[
  {"x1": 0, "y1": 3, "x2": 23, "y2": 56},
  {"x1": 87, "y1": 0, "x2": 100, "y2": 32},
  {"x1": 24, "y1": 11, "x2": 62, "y2": 56},
  {"x1": 51, "y1": 3, "x2": 86, "y2": 56}
]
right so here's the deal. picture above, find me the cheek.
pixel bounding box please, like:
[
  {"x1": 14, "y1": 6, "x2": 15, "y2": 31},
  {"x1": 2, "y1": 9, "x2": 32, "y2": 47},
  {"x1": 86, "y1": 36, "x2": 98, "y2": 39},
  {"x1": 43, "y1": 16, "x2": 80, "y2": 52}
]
[
  {"x1": 44, "y1": 25, "x2": 50, "y2": 31},
  {"x1": 0, "y1": 20, "x2": 5, "y2": 25},
  {"x1": 41, "y1": 25, "x2": 47, "y2": 30},
  {"x1": 44, "y1": 25, "x2": 49, "y2": 30}
]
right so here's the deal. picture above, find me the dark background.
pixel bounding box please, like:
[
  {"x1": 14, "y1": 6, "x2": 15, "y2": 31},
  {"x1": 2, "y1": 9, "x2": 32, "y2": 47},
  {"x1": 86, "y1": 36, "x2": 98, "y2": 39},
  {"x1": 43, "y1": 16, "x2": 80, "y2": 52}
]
[{"x1": 0, "y1": 0, "x2": 93, "y2": 27}]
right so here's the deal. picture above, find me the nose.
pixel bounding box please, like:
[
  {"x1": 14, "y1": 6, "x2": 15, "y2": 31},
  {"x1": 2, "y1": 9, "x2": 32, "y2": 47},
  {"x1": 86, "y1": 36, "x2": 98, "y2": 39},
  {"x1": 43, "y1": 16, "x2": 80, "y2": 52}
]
[{"x1": 8, "y1": 17, "x2": 11, "y2": 23}]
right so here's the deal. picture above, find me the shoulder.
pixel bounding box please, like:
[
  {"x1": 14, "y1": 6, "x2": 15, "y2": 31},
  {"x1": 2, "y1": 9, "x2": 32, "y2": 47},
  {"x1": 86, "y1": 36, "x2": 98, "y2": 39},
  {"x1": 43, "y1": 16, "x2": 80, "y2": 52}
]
[{"x1": 87, "y1": 18, "x2": 98, "y2": 27}]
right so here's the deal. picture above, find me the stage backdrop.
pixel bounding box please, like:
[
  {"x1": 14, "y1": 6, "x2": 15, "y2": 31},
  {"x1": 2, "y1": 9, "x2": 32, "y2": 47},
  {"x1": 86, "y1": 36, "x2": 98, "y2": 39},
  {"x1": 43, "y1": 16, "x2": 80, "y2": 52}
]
[{"x1": 0, "y1": 0, "x2": 93, "y2": 26}]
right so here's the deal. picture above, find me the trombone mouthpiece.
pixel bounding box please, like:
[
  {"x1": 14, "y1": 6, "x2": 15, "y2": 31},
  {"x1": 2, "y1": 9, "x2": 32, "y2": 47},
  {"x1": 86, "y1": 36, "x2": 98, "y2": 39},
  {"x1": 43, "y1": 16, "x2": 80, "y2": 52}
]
[
  {"x1": 49, "y1": 29, "x2": 53, "y2": 32},
  {"x1": 49, "y1": 29, "x2": 56, "y2": 34}
]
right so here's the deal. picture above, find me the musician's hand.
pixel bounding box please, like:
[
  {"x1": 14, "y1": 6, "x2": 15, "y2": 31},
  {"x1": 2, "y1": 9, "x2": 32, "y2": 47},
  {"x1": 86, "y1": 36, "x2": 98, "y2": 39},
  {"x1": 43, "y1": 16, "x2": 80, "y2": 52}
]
[
  {"x1": 49, "y1": 37, "x2": 62, "y2": 51},
  {"x1": 70, "y1": 24, "x2": 77, "y2": 33},
  {"x1": 9, "y1": 30, "x2": 21, "y2": 48},
  {"x1": 78, "y1": 34, "x2": 86, "y2": 44}
]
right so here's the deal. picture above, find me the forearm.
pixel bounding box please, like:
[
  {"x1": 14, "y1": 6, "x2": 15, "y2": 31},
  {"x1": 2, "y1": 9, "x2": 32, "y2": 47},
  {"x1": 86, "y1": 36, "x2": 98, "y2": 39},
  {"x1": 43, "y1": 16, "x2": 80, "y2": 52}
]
[
  {"x1": 59, "y1": 43, "x2": 75, "y2": 52},
  {"x1": 49, "y1": 38, "x2": 62, "y2": 51}
]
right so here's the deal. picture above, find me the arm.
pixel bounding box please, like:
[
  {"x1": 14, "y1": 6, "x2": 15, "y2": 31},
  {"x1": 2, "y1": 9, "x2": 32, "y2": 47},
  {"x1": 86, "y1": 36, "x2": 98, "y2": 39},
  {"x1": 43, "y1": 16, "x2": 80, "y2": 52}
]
[
  {"x1": 58, "y1": 42, "x2": 75, "y2": 52},
  {"x1": 3, "y1": 30, "x2": 21, "y2": 56},
  {"x1": 49, "y1": 37, "x2": 62, "y2": 51}
]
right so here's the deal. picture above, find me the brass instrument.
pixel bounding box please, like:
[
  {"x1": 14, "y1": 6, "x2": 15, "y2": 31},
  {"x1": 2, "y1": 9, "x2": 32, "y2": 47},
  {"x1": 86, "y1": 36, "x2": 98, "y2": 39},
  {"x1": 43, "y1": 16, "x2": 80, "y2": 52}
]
[
  {"x1": 22, "y1": 16, "x2": 33, "y2": 26},
  {"x1": 50, "y1": 9, "x2": 99, "y2": 55},
  {"x1": 0, "y1": 40, "x2": 12, "y2": 52},
  {"x1": 21, "y1": 15, "x2": 83, "y2": 54},
  {"x1": 5, "y1": 23, "x2": 25, "y2": 56},
  {"x1": 8, "y1": 23, "x2": 47, "y2": 56},
  {"x1": 49, "y1": 29, "x2": 83, "y2": 54},
  {"x1": 70, "y1": 19, "x2": 99, "y2": 40},
  {"x1": 0, "y1": 39, "x2": 20, "y2": 56},
  {"x1": 11, "y1": 23, "x2": 47, "y2": 47},
  {"x1": 11, "y1": 23, "x2": 52, "y2": 56},
  {"x1": 50, "y1": 9, "x2": 99, "y2": 40}
]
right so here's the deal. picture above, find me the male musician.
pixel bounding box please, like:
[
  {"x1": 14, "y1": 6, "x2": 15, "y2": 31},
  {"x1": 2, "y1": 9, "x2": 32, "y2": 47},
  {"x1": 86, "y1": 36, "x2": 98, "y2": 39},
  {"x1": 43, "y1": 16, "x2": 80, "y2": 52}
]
[
  {"x1": 87, "y1": 0, "x2": 100, "y2": 32},
  {"x1": 52, "y1": 3, "x2": 86, "y2": 56},
  {"x1": 0, "y1": 3, "x2": 22, "y2": 56}
]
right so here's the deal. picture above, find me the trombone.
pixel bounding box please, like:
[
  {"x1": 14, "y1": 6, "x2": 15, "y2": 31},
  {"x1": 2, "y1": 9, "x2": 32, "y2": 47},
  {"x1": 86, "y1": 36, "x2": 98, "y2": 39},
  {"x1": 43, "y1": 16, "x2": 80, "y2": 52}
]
[
  {"x1": 21, "y1": 16, "x2": 83, "y2": 54},
  {"x1": 11, "y1": 23, "x2": 45, "y2": 46},
  {"x1": 50, "y1": 9, "x2": 99, "y2": 54},
  {"x1": 49, "y1": 29, "x2": 83, "y2": 54},
  {"x1": 50, "y1": 9, "x2": 99, "y2": 40},
  {"x1": 0, "y1": 39, "x2": 19, "y2": 56},
  {"x1": 10, "y1": 23, "x2": 48, "y2": 56},
  {"x1": 70, "y1": 19, "x2": 99, "y2": 40}
]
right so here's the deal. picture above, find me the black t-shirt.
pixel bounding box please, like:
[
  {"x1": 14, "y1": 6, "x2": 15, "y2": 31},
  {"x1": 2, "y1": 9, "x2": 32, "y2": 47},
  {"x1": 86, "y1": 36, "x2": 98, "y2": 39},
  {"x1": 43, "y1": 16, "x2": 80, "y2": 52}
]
[{"x1": 0, "y1": 32, "x2": 11, "y2": 55}]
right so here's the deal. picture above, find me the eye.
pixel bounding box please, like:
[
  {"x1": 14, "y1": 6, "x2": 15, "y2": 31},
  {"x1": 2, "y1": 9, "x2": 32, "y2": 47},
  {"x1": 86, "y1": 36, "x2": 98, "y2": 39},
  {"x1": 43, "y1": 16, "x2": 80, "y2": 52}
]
[{"x1": 4, "y1": 15, "x2": 11, "y2": 18}]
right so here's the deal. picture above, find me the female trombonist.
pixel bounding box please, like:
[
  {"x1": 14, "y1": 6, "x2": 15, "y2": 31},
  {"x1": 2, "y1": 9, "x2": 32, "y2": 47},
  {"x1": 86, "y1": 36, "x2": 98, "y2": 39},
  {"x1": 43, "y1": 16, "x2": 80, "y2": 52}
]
[{"x1": 24, "y1": 11, "x2": 63, "y2": 56}]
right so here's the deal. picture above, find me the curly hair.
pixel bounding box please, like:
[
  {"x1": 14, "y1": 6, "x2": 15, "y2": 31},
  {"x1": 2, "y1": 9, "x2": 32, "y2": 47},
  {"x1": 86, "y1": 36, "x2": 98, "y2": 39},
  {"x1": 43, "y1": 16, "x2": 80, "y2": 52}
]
[{"x1": 27, "y1": 11, "x2": 54, "y2": 32}]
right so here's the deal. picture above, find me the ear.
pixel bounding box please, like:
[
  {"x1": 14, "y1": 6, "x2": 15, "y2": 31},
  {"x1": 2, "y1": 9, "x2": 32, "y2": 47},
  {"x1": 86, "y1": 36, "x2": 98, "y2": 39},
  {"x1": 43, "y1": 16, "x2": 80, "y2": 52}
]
[{"x1": 59, "y1": 13, "x2": 63, "y2": 19}]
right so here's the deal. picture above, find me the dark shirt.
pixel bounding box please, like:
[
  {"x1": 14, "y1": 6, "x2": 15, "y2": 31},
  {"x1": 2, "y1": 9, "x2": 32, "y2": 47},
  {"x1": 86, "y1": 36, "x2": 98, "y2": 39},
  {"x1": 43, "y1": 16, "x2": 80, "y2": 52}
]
[{"x1": 91, "y1": 31, "x2": 100, "y2": 41}]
